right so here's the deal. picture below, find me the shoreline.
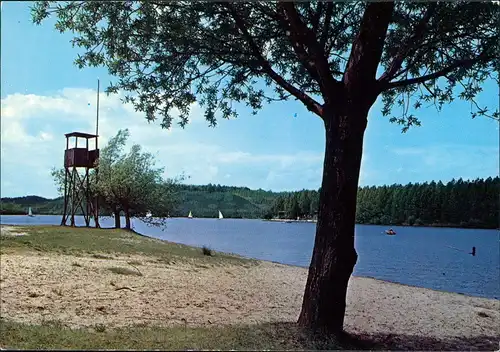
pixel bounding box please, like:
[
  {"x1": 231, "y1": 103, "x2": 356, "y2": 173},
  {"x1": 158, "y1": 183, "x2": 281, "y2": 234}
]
[
  {"x1": 1, "y1": 215, "x2": 499, "y2": 230},
  {"x1": 1, "y1": 224, "x2": 498, "y2": 300},
  {"x1": 1, "y1": 225, "x2": 498, "y2": 350}
]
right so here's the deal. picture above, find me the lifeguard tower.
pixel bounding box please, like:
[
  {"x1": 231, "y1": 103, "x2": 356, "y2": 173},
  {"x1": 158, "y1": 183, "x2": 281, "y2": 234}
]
[{"x1": 61, "y1": 132, "x2": 100, "y2": 227}]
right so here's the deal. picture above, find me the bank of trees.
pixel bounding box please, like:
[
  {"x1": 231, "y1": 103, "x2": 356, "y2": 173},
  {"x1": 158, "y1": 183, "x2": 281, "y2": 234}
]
[
  {"x1": 269, "y1": 177, "x2": 499, "y2": 229},
  {"x1": 52, "y1": 129, "x2": 181, "y2": 229}
]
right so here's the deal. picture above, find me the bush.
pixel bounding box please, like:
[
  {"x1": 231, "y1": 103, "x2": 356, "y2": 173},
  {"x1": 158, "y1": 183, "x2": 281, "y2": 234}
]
[{"x1": 202, "y1": 246, "x2": 213, "y2": 256}]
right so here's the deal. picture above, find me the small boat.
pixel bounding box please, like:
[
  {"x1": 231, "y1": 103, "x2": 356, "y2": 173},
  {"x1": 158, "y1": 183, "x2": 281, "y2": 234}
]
[
  {"x1": 385, "y1": 228, "x2": 396, "y2": 235},
  {"x1": 188, "y1": 211, "x2": 193, "y2": 219},
  {"x1": 218, "y1": 210, "x2": 224, "y2": 220},
  {"x1": 27, "y1": 207, "x2": 35, "y2": 217},
  {"x1": 145, "y1": 211, "x2": 152, "y2": 218}
]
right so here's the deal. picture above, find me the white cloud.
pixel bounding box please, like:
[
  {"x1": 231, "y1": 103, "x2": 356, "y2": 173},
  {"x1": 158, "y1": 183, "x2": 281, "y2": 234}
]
[{"x1": 0, "y1": 88, "x2": 328, "y2": 197}]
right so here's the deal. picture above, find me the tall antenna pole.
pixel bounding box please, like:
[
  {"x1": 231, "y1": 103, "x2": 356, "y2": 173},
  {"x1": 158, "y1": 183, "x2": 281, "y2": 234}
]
[
  {"x1": 96, "y1": 78, "x2": 100, "y2": 147},
  {"x1": 95, "y1": 78, "x2": 100, "y2": 228}
]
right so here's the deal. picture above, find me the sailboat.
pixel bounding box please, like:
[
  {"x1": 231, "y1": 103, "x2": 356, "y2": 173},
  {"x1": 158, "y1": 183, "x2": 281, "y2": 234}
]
[
  {"x1": 27, "y1": 207, "x2": 35, "y2": 217},
  {"x1": 218, "y1": 210, "x2": 224, "y2": 220},
  {"x1": 188, "y1": 211, "x2": 193, "y2": 219}
]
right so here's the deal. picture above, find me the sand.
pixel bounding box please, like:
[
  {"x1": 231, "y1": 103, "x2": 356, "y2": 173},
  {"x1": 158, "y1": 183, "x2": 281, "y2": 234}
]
[
  {"x1": 0, "y1": 226, "x2": 28, "y2": 237},
  {"x1": 0, "y1": 225, "x2": 498, "y2": 350}
]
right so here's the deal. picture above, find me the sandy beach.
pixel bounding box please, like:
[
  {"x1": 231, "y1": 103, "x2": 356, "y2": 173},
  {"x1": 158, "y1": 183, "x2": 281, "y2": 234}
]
[{"x1": 1, "y1": 225, "x2": 499, "y2": 350}]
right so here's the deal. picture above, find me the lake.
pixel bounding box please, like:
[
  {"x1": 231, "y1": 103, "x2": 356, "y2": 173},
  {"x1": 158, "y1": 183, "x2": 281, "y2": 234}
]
[{"x1": 1, "y1": 215, "x2": 499, "y2": 300}]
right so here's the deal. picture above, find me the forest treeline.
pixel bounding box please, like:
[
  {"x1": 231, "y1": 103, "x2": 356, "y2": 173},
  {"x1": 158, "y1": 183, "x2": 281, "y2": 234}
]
[
  {"x1": 268, "y1": 177, "x2": 499, "y2": 229},
  {"x1": 1, "y1": 177, "x2": 498, "y2": 229}
]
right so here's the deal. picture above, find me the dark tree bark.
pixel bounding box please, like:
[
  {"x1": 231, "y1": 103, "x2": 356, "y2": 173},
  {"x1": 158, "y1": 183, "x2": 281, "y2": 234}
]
[
  {"x1": 297, "y1": 101, "x2": 373, "y2": 335},
  {"x1": 297, "y1": 2, "x2": 393, "y2": 335},
  {"x1": 125, "y1": 211, "x2": 131, "y2": 230},
  {"x1": 113, "y1": 210, "x2": 121, "y2": 228}
]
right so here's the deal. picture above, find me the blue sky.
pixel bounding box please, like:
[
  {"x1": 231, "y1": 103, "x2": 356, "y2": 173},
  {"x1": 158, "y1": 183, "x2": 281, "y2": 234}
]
[{"x1": 1, "y1": 2, "x2": 498, "y2": 199}]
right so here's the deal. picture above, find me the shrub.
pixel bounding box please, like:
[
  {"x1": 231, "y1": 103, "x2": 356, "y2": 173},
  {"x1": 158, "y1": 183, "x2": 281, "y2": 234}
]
[{"x1": 202, "y1": 246, "x2": 213, "y2": 256}]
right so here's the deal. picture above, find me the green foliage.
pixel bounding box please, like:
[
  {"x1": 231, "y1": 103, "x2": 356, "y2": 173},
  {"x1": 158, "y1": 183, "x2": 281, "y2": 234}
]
[
  {"x1": 1, "y1": 185, "x2": 282, "y2": 219},
  {"x1": 31, "y1": 2, "x2": 498, "y2": 130},
  {"x1": 4, "y1": 177, "x2": 498, "y2": 228},
  {"x1": 174, "y1": 187, "x2": 270, "y2": 219},
  {"x1": 0, "y1": 202, "x2": 26, "y2": 215},
  {"x1": 1, "y1": 196, "x2": 62, "y2": 215},
  {"x1": 97, "y1": 129, "x2": 182, "y2": 226},
  {"x1": 270, "y1": 177, "x2": 499, "y2": 229},
  {"x1": 356, "y1": 177, "x2": 500, "y2": 229},
  {"x1": 50, "y1": 129, "x2": 181, "y2": 227}
]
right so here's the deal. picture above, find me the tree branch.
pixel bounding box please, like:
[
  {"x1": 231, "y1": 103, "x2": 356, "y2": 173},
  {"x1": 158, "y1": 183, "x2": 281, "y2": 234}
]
[
  {"x1": 310, "y1": 2, "x2": 323, "y2": 36},
  {"x1": 319, "y1": 2, "x2": 334, "y2": 51},
  {"x1": 383, "y1": 51, "x2": 494, "y2": 90},
  {"x1": 227, "y1": 4, "x2": 324, "y2": 117},
  {"x1": 378, "y1": 3, "x2": 437, "y2": 82},
  {"x1": 277, "y1": 2, "x2": 340, "y2": 101},
  {"x1": 325, "y1": 5, "x2": 357, "y2": 60},
  {"x1": 344, "y1": 2, "x2": 394, "y2": 93},
  {"x1": 273, "y1": 7, "x2": 324, "y2": 85}
]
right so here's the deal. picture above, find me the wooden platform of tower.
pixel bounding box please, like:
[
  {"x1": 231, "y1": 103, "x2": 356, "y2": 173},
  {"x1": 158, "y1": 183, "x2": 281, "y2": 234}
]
[{"x1": 61, "y1": 132, "x2": 100, "y2": 228}]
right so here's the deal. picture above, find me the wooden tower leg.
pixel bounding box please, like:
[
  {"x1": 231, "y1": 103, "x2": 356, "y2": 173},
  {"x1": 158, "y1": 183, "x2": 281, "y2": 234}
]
[
  {"x1": 61, "y1": 167, "x2": 69, "y2": 226},
  {"x1": 70, "y1": 168, "x2": 76, "y2": 227}
]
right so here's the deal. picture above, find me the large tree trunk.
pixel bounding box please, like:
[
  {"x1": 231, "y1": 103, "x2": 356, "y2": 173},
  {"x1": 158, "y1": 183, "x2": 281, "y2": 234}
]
[
  {"x1": 297, "y1": 104, "x2": 370, "y2": 335},
  {"x1": 124, "y1": 209, "x2": 132, "y2": 230},
  {"x1": 113, "y1": 210, "x2": 121, "y2": 228}
]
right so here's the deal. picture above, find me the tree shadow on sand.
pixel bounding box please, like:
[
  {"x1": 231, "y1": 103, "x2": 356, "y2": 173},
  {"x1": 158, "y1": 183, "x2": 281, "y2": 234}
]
[{"x1": 261, "y1": 322, "x2": 498, "y2": 351}]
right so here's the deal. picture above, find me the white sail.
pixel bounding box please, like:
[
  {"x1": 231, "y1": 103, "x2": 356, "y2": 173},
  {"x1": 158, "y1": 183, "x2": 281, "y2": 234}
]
[
  {"x1": 218, "y1": 210, "x2": 224, "y2": 219},
  {"x1": 188, "y1": 211, "x2": 193, "y2": 218},
  {"x1": 28, "y1": 207, "x2": 33, "y2": 217}
]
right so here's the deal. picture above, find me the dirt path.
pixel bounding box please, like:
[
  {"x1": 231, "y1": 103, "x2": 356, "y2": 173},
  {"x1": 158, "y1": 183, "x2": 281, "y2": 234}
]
[{"x1": 1, "y1": 252, "x2": 498, "y2": 349}]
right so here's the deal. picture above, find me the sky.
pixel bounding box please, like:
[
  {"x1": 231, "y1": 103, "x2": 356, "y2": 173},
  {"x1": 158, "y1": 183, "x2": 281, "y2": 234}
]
[{"x1": 1, "y1": 2, "x2": 499, "y2": 199}]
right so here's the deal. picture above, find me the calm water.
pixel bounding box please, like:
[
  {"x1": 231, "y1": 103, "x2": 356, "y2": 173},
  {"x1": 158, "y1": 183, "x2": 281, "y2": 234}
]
[{"x1": 1, "y1": 215, "x2": 499, "y2": 299}]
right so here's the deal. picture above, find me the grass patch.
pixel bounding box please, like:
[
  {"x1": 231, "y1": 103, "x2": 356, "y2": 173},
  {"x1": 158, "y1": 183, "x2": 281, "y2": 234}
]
[
  {"x1": 107, "y1": 267, "x2": 142, "y2": 277},
  {"x1": 0, "y1": 319, "x2": 354, "y2": 350},
  {"x1": 0, "y1": 225, "x2": 254, "y2": 266}
]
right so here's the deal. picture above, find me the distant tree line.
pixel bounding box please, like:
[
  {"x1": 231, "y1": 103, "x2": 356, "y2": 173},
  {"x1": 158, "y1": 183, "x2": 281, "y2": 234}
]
[
  {"x1": 265, "y1": 190, "x2": 320, "y2": 220},
  {"x1": 3, "y1": 177, "x2": 498, "y2": 229},
  {"x1": 267, "y1": 177, "x2": 499, "y2": 229}
]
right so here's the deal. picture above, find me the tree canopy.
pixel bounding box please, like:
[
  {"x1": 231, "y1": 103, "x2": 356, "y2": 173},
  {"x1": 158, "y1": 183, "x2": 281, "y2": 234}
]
[{"x1": 32, "y1": 1, "x2": 499, "y2": 131}]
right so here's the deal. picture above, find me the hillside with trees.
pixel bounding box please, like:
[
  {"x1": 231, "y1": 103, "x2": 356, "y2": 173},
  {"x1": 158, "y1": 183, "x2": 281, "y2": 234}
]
[
  {"x1": 0, "y1": 184, "x2": 283, "y2": 219},
  {"x1": 2, "y1": 177, "x2": 498, "y2": 229},
  {"x1": 268, "y1": 177, "x2": 499, "y2": 229}
]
